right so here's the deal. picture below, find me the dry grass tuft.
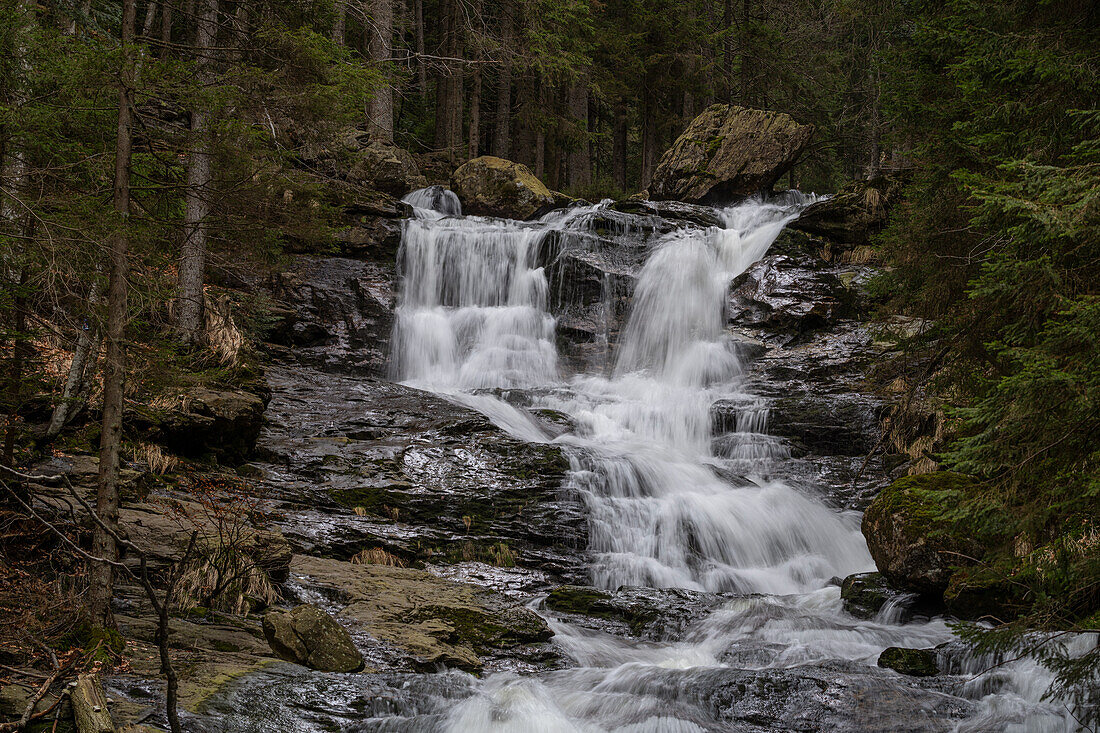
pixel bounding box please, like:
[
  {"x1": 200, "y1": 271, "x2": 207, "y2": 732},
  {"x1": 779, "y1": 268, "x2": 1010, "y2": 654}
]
[
  {"x1": 128, "y1": 441, "x2": 179, "y2": 474},
  {"x1": 350, "y1": 547, "x2": 406, "y2": 567},
  {"x1": 203, "y1": 293, "x2": 245, "y2": 366}
]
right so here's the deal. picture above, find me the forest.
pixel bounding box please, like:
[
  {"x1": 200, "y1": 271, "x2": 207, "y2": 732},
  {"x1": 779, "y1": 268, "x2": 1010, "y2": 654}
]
[{"x1": 0, "y1": 0, "x2": 1097, "y2": 731}]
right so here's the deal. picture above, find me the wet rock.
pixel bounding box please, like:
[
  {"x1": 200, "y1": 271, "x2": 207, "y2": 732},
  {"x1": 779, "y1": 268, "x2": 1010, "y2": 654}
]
[
  {"x1": 861, "y1": 472, "x2": 981, "y2": 596},
  {"x1": 729, "y1": 253, "x2": 852, "y2": 340},
  {"x1": 259, "y1": 367, "x2": 585, "y2": 575},
  {"x1": 791, "y1": 176, "x2": 904, "y2": 247},
  {"x1": 840, "y1": 572, "x2": 895, "y2": 619},
  {"x1": 610, "y1": 199, "x2": 722, "y2": 228},
  {"x1": 269, "y1": 257, "x2": 396, "y2": 376},
  {"x1": 545, "y1": 585, "x2": 730, "y2": 640},
  {"x1": 877, "y1": 646, "x2": 939, "y2": 677},
  {"x1": 451, "y1": 156, "x2": 556, "y2": 220},
  {"x1": 291, "y1": 555, "x2": 552, "y2": 672},
  {"x1": 650, "y1": 104, "x2": 814, "y2": 204},
  {"x1": 263, "y1": 604, "x2": 365, "y2": 673},
  {"x1": 943, "y1": 569, "x2": 1028, "y2": 622},
  {"x1": 127, "y1": 386, "x2": 267, "y2": 463},
  {"x1": 347, "y1": 141, "x2": 427, "y2": 197}
]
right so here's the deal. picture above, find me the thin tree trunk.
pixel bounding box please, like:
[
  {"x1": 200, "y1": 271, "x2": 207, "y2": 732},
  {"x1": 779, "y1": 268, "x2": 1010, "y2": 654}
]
[
  {"x1": 332, "y1": 0, "x2": 346, "y2": 45},
  {"x1": 567, "y1": 79, "x2": 590, "y2": 188},
  {"x1": 3, "y1": 267, "x2": 28, "y2": 469},
  {"x1": 46, "y1": 280, "x2": 101, "y2": 439},
  {"x1": 160, "y1": 0, "x2": 172, "y2": 53},
  {"x1": 612, "y1": 106, "x2": 628, "y2": 192},
  {"x1": 414, "y1": 0, "x2": 427, "y2": 97},
  {"x1": 491, "y1": 5, "x2": 513, "y2": 158},
  {"x1": 142, "y1": 1, "x2": 158, "y2": 39},
  {"x1": 88, "y1": 0, "x2": 137, "y2": 631},
  {"x1": 175, "y1": 0, "x2": 217, "y2": 344},
  {"x1": 367, "y1": 0, "x2": 395, "y2": 142},
  {"x1": 468, "y1": 68, "x2": 481, "y2": 158},
  {"x1": 640, "y1": 87, "x2": 658, "y2": 190}
]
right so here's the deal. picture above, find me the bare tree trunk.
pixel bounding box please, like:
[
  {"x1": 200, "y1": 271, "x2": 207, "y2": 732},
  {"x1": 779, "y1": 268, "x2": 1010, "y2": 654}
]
[
  {"x1": 367, "y1": 0, "x2": 395, "y2": 142},
  {"x1": 88, "y1": 0, "x2": 137, "y2": 631},
  {"x1": 567, "y1": 79, "x2": 590, "y2": 188},
  {"x1": 612, "y1": 105, "x2": 628, "y2": 192},
  {"x1": 160, "y1": 0, "x2": 172, "y2": 53},
  {"x1": 175, "y1": 0, "x2": 217, "y2": 344},
  {"x1": 332, "y1": 0, "x2": 346, "y2": 44},
  {"x1": 414, "y1": 0, "x2": 427, "y2": 97},
  {"x1": 491, "y1": 5, "x2": 513, "y2": 158},
  {"x1": 142, "y1": 1, "x2": 158, "y2": 39},
  {"x1": 468, "y1": 68, "x2": 481, "y2": 158},
  {"x1": 46, "y1": 280, "x2": 101, "y2": 439},
  {"x1": 3, "y1": 267, "x2": 28, "y2": 469},
  {"x1": 640, "y1": 87, "x2": 658, "y2": 190}
]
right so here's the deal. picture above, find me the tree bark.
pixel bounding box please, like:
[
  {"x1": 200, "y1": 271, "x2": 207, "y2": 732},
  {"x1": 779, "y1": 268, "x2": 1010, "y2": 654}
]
[
  {"x1": 71, "y1": 673, "x2": 116, "y2": 733},
  {"x1": 160, "y1": 0, "x2": 172, "y2": 53},
  {"x1": 46, "y1": 279, "x2": 101, "y2": 439},
  {"x1": 640, "y1": 87, "x2": 658, "y2": 190},
  {"x1": 491, "y1": 5, "x2": 514, "y2": 158},
  {"x1": 468, "y1": 68, "x2": 481, "y2": 158},
  {"x1": 332, "y1": 0, "x2": 346, "y2": 45},
  {"x1": 414, "y1": 0, "x2": 427, "y2": 97},
  {"x1": 88, "y1": 0, "x2": 137, "y2": 631},
  {"x1": 612, "y1": 105, "x2": 628, "y2": 193},
  {"x1": 175, "y1": 0, "x2": 217, "y2": 344},
  {"x1": 567, "y1": 79, "x2": 590, "y2": 188},
  {"x1": 367, "y1": 0, "x2": 395, "y2": 142}
]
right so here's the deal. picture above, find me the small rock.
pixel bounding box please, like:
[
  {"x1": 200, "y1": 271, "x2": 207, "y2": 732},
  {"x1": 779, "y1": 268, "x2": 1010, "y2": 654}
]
[
  {"x1": 877, "y1": 646, "x2": 939, "y2": 677},
  {"x1": 840, "y1": 572, "x2": 892, "y2": 619},
  {"x1": 262, "y1": 604, "x2": 365, "y2": 673}
]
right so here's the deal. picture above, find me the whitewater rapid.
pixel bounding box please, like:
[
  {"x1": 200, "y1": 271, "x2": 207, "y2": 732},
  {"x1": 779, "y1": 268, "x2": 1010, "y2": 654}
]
[{"x1": 383, "y1": 189, "x2": 1085, "y2": 733}]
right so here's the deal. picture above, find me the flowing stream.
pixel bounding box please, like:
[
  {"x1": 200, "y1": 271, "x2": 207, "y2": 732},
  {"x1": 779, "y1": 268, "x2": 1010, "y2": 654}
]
[{"x1": 370, "y1": 191, "x2": 1082, "y2": 732}]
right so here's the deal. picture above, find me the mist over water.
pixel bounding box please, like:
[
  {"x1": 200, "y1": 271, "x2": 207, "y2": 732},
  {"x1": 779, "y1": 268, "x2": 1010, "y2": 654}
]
[{"x1": 384, "y1": 191, "x2": 1086, "y2": 732}]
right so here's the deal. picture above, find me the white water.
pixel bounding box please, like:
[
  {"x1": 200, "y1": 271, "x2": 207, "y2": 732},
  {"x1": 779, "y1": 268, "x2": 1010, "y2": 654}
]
[{"x1": 387, "y1": 191, "x2": 1086, "y2": 732}]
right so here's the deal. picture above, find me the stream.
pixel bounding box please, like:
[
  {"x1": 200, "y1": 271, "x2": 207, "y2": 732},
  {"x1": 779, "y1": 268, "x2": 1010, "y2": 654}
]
[{"x1": 200, "y1": 191, "x2": 1086, "y2": 732}]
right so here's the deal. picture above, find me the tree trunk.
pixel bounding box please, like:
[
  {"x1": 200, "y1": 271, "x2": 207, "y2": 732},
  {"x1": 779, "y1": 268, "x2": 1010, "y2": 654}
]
[
  {"x1": 491, "y1": 6, "x2": 514, "y2": 158},
  {"x1": 567, "y1": 79, "x2": 590, "y2": 188},
  {"x1": 46, "y1": 279, "x2": 101, "y2": 439},
  {"x1": 414, "y1": 0, "x2": 427, "y2": 98},
  {"x1": 332, "y1": 0, "x2": 346, "y2": 45},
  {"x1": 433, "y1": 0, "x2": 456, "y2": 151},
  {"x1": 367, "y1": 0, "x2": 394, "y2": 141},
  {"x1": 468, "y1": 68, "x2": 481, "y2": 158},
  {"x1": 175, "y1": 0, "x2": 217, "y2": 344},
  {"x1": 3, "y1": 267, "x2": 28, "y2": 469},
  {"x1": 71, "y1": 673, "x2": 116, "y2": 733},
  {"x1": 142, "y1": 1, "x2": 158, "y2": 39},
  {"x1": 160, "y1": 0, "x2": 172, "y2": 53},
  {"x1": 640, "y1": 87, "x2": 658, "y2": 190},
  {"x1": 612, "y1": 105, "x2": 628, "y2": 193},
  {"x1": 88, "y1": 0, "x2": 137, "y2": 632}
]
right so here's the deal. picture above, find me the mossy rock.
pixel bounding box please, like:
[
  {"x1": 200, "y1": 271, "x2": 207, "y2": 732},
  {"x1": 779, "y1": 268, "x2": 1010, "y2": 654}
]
[
  {"x1": 545, "y1": 586, "x2": 617, "y2": 618},
  {"x1": 877, "y1": 646, "x2": 939, "y2": 677},
  {"x1": 943, "y1": 568, "x2": 1029, "y2": 622},
  {"x1": 262, "y1": 604, "x2": 364, "y2": 673},
  {"x1": 861, "y1": 471, "x2": 984, "y2": 595},
  {"x1": 451, "y1": 156, "x2": 556, "y2": 220},
  {"x1": 840, "y1": 572, "x2": 891, "y2": 619}
]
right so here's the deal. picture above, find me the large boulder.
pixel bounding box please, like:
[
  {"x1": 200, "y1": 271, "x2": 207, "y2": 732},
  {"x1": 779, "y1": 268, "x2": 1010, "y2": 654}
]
[
  {"x1": 861, "y1": 472, "x2": 981, "y2": 596},
  {"x1": 290, "y1": 555, "x2": 552, "y2": 672},
  {"x1": 791, "y1": 175, "x2": 904, "y2": 248},
  {"x1": 262, "y1": 604, "x2": 365, "y2": 673},
  {"x1": 347, "y1": 141, "x2": 427, "y2": 197},
  {"x1": 649, "y1": 105, "x2": 814, "y2": 204},
  {"x1": 450, "y1": 156, "x2": 555, "y2": 220}
]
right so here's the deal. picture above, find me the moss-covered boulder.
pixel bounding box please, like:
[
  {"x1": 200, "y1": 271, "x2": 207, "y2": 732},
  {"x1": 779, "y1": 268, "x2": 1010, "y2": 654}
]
[
  {"x1": 877, "y1": 646, "x2": 939, "y2": 677},
  {"x1": 348, "y1": 140, "x2": 427, "y2": 197},
  {"x1": 840, "y1": 572, "x2": 893, "y2": 619},
  {"x1": 943, "y1": 569, "x2": 1029, "y2": 621},
  {"x1": 262, "y1": 604, "x2": 365, "y2": 673},
  {"x1": 450, "y1": 156, "x2": 556, "y2": 220},
  {"x1": 861, "y1": 471, "x2": 981, "y2": 596},
  {"x1": 649, "y1": 104, "x2": 813, "y2": 204},
  {"x1": 130, "y1": 385, "x2": 267, "y2": 463},
  {"x1": 290, "y1": 555, "x2": 552, "y2": 672}
]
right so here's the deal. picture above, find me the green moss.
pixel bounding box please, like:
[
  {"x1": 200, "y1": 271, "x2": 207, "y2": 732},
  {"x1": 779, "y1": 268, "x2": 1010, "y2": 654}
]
[
  {"x1": 877, "y1": 646, "x2": 939, "y2": 676},
  {"x1": 210, "y1": 639, "x2": 242, "y2": 653},
  {"x1": 870, "y1": 471, "x2": 978, "y2": 537}
]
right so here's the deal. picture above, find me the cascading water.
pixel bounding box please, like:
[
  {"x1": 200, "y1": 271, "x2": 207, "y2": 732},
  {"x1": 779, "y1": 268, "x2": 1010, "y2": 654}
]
[{"x1": 380, "y1": 190, "x2": 1089, "y2": 732}]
